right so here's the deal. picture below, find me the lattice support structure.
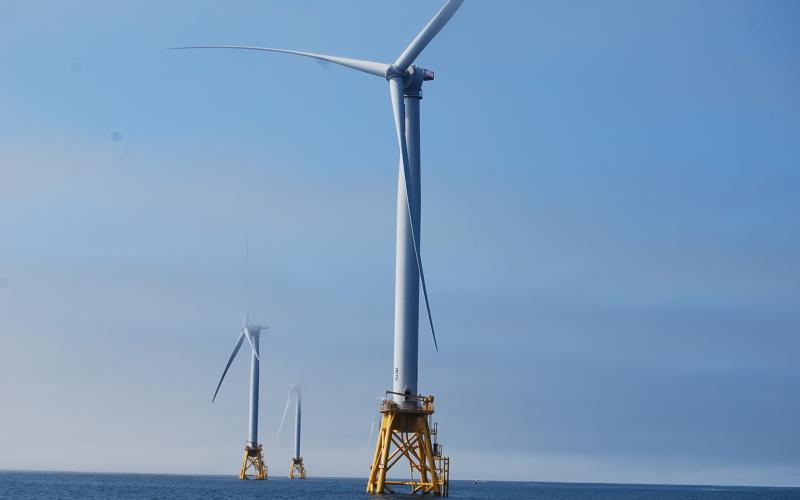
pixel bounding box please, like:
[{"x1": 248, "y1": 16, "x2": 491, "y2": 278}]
[
  {"x1": 289, "y1": 457, "x2": 307, "y2": 479},
  {"x1": 367, "y1": 395, "x2": 449, "y2": 496},
  {"x1": 239, "y1": 444, "x2": 267, "y2": 480}
]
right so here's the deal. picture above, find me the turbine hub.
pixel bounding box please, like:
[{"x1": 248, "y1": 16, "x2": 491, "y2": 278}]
[
  {"x1": 386, "y1": 65, "x2": 431, "y2": 98},
  {"x1": 384, "y1": 64, "x2": 405, "y2": 80},
  {"x1": 385, "y1": 65, "x2": 434, "y2": 86}
]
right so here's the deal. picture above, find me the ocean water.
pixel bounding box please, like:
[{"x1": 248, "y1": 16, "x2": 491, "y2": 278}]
[{"x1": 1, "y1": 471, "x2": 798, "y2": 500}]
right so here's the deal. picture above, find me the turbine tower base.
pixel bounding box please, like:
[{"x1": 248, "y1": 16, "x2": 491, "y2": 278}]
[
  {"x1": 289, "y1": 457, "x2": 307, "y2": 479},
  {"x1": 367, "y1": 394, "x2": 449, "y2": 496},
  {"x1": 239, "y1": 444, "x2": 267, "y2": 480}
]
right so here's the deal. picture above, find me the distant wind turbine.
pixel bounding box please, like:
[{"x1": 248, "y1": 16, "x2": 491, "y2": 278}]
[
  {"x1": 277, "y1": 386, "x2": 306, "y2": 479},
  {"x1": 211, "y1": 240, "x2": 269, "y2": 480}
]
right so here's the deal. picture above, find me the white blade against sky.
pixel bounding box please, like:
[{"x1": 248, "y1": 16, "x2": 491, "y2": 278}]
[
  {"x1": 211, "y1": 330, "x2": 245, "y2": 403},
  {"x1": 169, "y1": 46, "x2": 389, "y2": 77},
  {"x1": 393, "y1": 0, "x2": 464, "y2": 71},
  {"x1": 275, "y1": 390, "x2": 292, "y2": 440}
]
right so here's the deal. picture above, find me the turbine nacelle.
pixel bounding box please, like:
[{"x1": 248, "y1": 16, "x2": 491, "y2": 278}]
[{"x1": 385, "y1": 65, "x2": 435, "y2": 94}]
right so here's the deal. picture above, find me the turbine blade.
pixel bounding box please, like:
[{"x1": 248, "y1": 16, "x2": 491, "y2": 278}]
[
  {"x1": 388, "y1": 78, "x2": 439, "y2": 352},
  {"x1": 170, "y1": 46, "x2": 389, "y2": 78},
  {"x1": 366, "y1": 417, "x2": 376, "y2": 457},
  {"x1": 211, "y1": 330, "x2": 246, "y2": 403},
  {"x1": 243, "y1": 328, "x2": 260, "y2": 361},
  {"x1": 244, "y1": 233, "x2": 249, "y2": 327},
  {"x1": 394, "y1": 0, "x2": 464, "y2": 72},
  {"x1": 275, "y1": 390, "x2": 293, "y2": 439}
]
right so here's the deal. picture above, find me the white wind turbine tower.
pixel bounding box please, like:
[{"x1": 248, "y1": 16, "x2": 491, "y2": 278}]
[
  {"x1": 277, "y1": 386, "x2": 306, "y2": 479},
  {"x1": 211, "y1": 243, "x2": 269, "y2": 480},
  {"x1": 175, "y1": 0, "x2": 464, "y2": 494}
]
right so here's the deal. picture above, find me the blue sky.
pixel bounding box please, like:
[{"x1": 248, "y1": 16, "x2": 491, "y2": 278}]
[{"x1": 1, "y1": 0, "x2": 799, "y2": 486}]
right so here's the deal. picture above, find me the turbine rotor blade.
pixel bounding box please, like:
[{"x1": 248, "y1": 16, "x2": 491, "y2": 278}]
[
  {"x1": 367, "y1": 418, "x2": 376, "y2": 456},
  {"x1": 394, "y1": 0, "x2": 464, "y2": 72},
  {"x1": 275, "y1": 390, "x2": 293, "y2": 440},
  {"x1": 243, "y1": 327, "x2": 260, "y2": 361},
  {"x1": 170, "y1": 46, "x2": 389, "y2": 78},
  {"x1": 244, "y1": 234, "x2": 250, "y2": 327},
  {"x1": 388, "y1": 78, "x2": 439, "y2": 352},
  {"x1": 211, "y1": 330, "x2": 246, "y2": 403}
]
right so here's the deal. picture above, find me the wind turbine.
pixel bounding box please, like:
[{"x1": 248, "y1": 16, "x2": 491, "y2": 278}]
[
  {"x1": 175, "y1": 0, "x2": 463, "y2": 494},
  {"x1": 277, "y1": 386, "x2": 306, "y2": 479},
  {"x1": 211, "y1": 242, "x2": 269, "y2": 480},
  {"x1": 212, "y1": 320, "x2": 268, "y2": 480}
]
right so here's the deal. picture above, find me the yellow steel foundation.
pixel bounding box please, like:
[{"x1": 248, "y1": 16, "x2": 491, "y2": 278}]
[
  {"x1": 239, "y1": 444, "x2": 267, "y2": 480},
  {"x1": 289, "y1": 457, "x2": 307, "y2": 479},
  {"x1": 366, "y1": 394, "x2": 450, "y2": 496}
]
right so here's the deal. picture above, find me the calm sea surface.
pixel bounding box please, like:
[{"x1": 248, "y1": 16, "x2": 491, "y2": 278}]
[{"x1": 1, "y1": 471, "x2": 798, "y2": 500}]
